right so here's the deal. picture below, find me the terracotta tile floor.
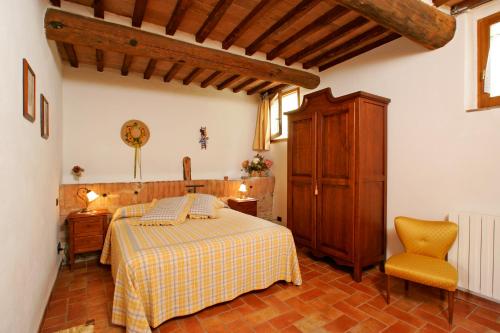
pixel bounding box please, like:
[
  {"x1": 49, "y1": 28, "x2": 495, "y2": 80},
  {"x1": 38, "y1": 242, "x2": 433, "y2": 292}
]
[{"x1": 41, "y1": 249, "x2": 500, "y2": 333}]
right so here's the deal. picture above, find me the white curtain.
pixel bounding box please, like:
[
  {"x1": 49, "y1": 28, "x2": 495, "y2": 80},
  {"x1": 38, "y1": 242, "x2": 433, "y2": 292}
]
[{"x1": 484, "y1": 22, "x2": 500, "y2": 97}]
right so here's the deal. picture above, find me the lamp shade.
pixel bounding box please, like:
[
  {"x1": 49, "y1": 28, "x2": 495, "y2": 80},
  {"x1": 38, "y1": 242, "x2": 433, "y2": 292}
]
[
  {"x1": 238, "y1": 183, "x2": 247, "y2": 193},
  {"x1": 86, "y1": 190, "x2": 99, "y2": 202}
]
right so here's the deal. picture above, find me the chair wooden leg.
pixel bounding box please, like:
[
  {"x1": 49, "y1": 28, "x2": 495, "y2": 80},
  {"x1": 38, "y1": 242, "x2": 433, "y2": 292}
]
[
  {"x1": 448, "y1": 290, "x2": 455, "y2": 325},
  {"x1": 440, "y1": 289, "x2": 445, "y2": 300},
  {"x1": 386, "y1": 275, "x2": 390, "y2": 304},
  {"x1": 404, "y1": 280, "x2": 409, "y2": 295}
]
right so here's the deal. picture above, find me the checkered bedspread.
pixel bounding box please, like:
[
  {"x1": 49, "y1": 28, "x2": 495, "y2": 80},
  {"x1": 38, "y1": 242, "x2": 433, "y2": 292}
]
[{"x1": 100, "y1": 208, "x2": 302, "y2": 333}]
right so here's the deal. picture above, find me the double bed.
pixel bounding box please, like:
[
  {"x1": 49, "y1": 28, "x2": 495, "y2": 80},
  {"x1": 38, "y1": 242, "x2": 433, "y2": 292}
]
[{"x1": 100, "y1": 203, "x2": 302, "y2": 333}]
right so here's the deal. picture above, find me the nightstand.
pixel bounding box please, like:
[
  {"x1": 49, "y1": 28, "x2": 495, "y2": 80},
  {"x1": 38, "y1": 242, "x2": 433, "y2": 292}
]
[
  {"x1": 227, "y1": 198, "x2": 258, "y2": 216},
  {"x1": 66, "y1": 209, "x2": 111, "y2": 269}
]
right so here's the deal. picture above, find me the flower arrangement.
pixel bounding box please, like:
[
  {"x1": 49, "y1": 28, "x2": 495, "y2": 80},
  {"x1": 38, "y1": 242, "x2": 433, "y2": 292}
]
[
  {"x1": 71, "y1": 165, "x2": 85, "y2": 178},
  {"x1": 241, "y1": 154, "x2": 273, "y2": 177}
]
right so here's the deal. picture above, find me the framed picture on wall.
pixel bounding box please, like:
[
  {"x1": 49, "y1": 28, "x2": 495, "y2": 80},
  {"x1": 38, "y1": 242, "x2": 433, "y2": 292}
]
[
  {"x1": 40, "y1": 94, "x2": 49, "y2": 139},
  {"x1": 23, "y1": 58, "x2": 36, "y2": 122}
]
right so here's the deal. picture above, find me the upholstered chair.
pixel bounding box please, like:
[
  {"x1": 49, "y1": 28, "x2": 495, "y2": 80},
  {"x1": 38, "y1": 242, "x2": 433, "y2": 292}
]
[{"x1": 385, "y1": 216, "x2": 458, "y2": 325}]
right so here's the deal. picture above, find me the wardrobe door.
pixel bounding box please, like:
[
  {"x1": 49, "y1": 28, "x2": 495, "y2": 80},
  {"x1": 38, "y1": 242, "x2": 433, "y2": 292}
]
[
  {"x1": 316, "y1": 101, "x2": 355, "y2": 262},
  {"x1": 287, "y1": 112, "x2": 316, "y2": 248}
]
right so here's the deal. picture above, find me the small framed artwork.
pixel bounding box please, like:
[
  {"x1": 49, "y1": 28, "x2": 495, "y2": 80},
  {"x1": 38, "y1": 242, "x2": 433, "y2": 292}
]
[
  {"x1": 23, "y1": 58, "x2": 36, "y2": 122},
  {"x1": 40, "y1": 94, "x2": 49, "y2": 139}
]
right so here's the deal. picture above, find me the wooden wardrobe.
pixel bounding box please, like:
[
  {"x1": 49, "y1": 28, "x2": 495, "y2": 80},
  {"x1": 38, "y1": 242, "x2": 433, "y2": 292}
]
[{"x1": 287, "y1": 88, "x2": 389, "y2": 282}]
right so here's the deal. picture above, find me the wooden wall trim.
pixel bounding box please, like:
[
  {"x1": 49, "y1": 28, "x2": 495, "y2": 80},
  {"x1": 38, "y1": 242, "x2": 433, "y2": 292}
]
[{"x1": 59, "y1": 178, "x2": 275, "y2": 220}]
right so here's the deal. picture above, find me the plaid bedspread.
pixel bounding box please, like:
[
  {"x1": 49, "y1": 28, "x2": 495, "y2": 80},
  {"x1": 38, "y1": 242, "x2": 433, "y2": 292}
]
[{"x1": 100, "y1": 208, "x2": 302, "y2": 333}]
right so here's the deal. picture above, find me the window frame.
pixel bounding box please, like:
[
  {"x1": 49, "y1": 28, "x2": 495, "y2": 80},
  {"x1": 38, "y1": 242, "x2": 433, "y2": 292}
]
[
  {"x1": 477, "y1": 11, "x2": 500, "y2": 108},
  {"x1": 270, "y1": 87, "x2": 301, "y2": 142}
]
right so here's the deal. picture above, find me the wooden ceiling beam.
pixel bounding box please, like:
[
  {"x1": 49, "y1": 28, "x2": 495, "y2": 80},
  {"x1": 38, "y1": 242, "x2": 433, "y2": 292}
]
[
  {"x1": 61, "y1": 42, "x2": 78, "y2": 67},
  {"x1": 196, "y1": 0, "x2": 234, "y2": 43},
  {"x1": 163, "y1": 63, "x2": 183, "y2": 82},
  {"x1": 285, "y1": 16, "x2": 369, "y2": 66},
  {"x1": 121, "y1": 54, "x2": 133, "y2": 76},
  {"x1": 222, "y1": 0, "x2": 277, "y2": 50},
  {"x1": 166, "y1": 0, "x2": 192, "y2": 35},
  {"x1": 267, "y1": 5, "x2": 349, "y2": 61},
  {"x1": 96, "y1": 49, "x2": 104, "y2": 72},
  {"x1": 45, "y1": 9, "x2": 320, "y2": 89},
  {"x1": 201, "y1": 70, "x2": 222, "y2": 88},
  {"x1": 143, "y1": 59, "x2": 157, "y2": 79},
  {"x1": 233, "y1": 78, "x2": 257, "y2": 93},
  {"x1": 247, "y1": 81, "x2": 272, "y2": 95},
  {"x1": 94, "y1": 0, "x2": 104, "y2": 19},
  {"x1": 217, "y1": 74, "x2": 240, "y2": 90},
  {"x1": 333, "y1": 0, "x2": 455, "y2": 49},
  {"x1": 183, "y1": 67, "x2": 203, "y2": 85},
  {"x1": 132, "y1": 0, "x2": 149, "y2": 28},
  {"x1": 245, "y1": 0, "x2": 322, "y2": 56},
  {"x1": 450, "y1": 0, "x2": 493, "y2": 15},
  {"x1": 319, "y1": 33, "x2": 400, "y2": 71},
  {"x1": 303, "y1": 26, "x2": 387, "y2": 69}
]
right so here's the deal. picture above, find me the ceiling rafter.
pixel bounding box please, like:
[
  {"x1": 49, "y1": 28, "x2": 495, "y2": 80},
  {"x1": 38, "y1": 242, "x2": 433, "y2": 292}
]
[
  {"x1": 285, "y1": 16, "x2": 369, "y2": 66},
  {"x1": 217, "y1": 74, "x2": 240, "y2": 90},
  {"x1": 165, "y1": 0, "x2": 193, "y2": 36},
  {"x1": 221, "y1": 0, "x2": 277, "y2": 50},
  {"x1": 267, "y1": 5, "x2": 349, "y2": 61},
  {"x1": 196, "y1": 0, "x2": 234, "y2": 43},
  {"x1": 143, "y1": 59, "x2": 157, "y2": 79},
  {"x1": 121, "y1": 54, "x2": 133, "y2": 75},
  {"x1": 132, "y1": 0, "x2": 149, "y2": 28},
  {"x1": 96, "y1": 49, "x2": 104, "y2": 72},
  {"x1": 233, "y1": 78, "x2": 257, "y2": 93},
  {"x1": 247, "y1": 81, "x2": 272, "y2": 95},
  {"x1": 61, "y1": 42, "x2": 79, "y2": 67},
  {"x1": 245, "y1": 0, "x2": 322, "y2": 56},
  {"x1": 319, "y1": 33, "x2": 400, "y2": 71},
  {"x1": 303, "y1": 25, "x2": 388, "y2": 69},
  {"x1": 94, "y1": 0, "x2": 104, "y2": 19},
  {"x1": 261, "y1": 84, "x2": 288, "y2": 97},
  {"x1": 201, "y1": 71, "x2": 222, "y2": 88},
  {"x1": 183, "y1": 67, "x2": 203, "y2": 85},
  {"x1": 164, "y1": 63, "x2": 183, "y2": 82}
]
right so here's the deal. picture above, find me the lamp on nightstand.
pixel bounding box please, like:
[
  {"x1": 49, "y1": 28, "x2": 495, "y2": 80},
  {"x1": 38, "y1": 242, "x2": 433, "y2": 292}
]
[
  {"x1": 76, "y1": 187, "x2": 99, "y2": 212},
  {"x1": 238, "y1": 182, "x2": 247, "y2": 199}
]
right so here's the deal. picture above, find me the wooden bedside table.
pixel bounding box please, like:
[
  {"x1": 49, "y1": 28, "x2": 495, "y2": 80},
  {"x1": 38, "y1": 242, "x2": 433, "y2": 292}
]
[
  {"x1": 228, "y1": 198, "x2": 258, "y2": 216},
  {"x1": 66, "y1": 209, "x2": 111, "y2": 269}
]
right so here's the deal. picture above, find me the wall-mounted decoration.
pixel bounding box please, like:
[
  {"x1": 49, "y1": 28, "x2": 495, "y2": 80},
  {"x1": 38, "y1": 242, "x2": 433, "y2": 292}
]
[
  {"x1": 121, "y1": 119, "x2": 150, "y2": 179},
  {"x1": 199, "y1": 127, "x2": 209, "y2": 149},
  {"x1": 71, "y1": 165, "x2": 85, "y2": 179},
  {"x1": 40, "y1": 94, "x2": 49, "y2": 139},
  {"x1": 23, "y1": 59, "x2": 36, "y2": 122},
  {"x1": 182, "y1": 156, "x2": 192, "y2": 181}
]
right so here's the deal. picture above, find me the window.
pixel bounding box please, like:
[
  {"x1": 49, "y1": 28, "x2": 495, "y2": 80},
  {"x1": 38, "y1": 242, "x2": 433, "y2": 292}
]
[
  {"x1": 478, "y1": 12, "x2": 500, "y2": 108},
  {"x1": 270, "y1": 88, "x2": 300, "y2": 141}
]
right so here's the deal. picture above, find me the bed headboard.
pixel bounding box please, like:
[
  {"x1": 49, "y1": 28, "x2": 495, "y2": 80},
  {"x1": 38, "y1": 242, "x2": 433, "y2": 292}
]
[{"x1": 59, "y1": 177, "x2": 275, "y2": 221}]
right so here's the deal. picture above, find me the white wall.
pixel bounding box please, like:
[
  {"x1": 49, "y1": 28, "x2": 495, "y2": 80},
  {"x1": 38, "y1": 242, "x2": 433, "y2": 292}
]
[
  {"x1": 0, "y1": 1, "x2": 63, "y2": 332},
  {"x1": 269, "y1": 1, "x2": 500, "y2": 256},
  {"x1": 62, "y1": 67, "x2": 258, "y2": 184}
]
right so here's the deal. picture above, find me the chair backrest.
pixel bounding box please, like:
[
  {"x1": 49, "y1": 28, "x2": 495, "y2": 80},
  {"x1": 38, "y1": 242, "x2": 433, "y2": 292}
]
[{"x1": 394, "y1": 216, "x2": 458, "y2": 260}]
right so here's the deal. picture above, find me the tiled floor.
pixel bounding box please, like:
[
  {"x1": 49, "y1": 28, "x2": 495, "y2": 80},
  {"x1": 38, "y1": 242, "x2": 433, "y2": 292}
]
[{"x1": 41, "y1": 249, "x2": 500, "y2": 333}]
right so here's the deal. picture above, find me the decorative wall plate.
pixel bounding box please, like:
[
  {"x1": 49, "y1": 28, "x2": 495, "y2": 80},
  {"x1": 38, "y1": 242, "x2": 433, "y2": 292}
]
[{"x1": 121, "y1": 120, "x2": 150, "y2": 179}]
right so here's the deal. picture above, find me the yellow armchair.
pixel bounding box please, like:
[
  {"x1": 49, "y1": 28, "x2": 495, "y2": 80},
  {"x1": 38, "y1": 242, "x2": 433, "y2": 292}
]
[{"x1": 385, "y1": 216, "x2": 458, "y2": 325}]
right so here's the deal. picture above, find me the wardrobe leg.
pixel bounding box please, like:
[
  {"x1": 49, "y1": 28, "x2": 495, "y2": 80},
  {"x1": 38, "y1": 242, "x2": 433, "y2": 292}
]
[{"x1": 353, "y1": 266, "x2": 362, "y2": 282}]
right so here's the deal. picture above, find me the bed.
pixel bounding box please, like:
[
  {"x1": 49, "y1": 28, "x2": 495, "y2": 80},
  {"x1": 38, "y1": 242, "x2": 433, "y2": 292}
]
[{"x1": 100, "y1": 202, "x2": 302, "y2": 333}]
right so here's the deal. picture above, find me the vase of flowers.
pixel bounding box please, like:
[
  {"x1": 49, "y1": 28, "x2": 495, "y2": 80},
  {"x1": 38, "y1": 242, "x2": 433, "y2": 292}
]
[{"x1": 241, "y1": 154, "x2": 273, "y2": 177}]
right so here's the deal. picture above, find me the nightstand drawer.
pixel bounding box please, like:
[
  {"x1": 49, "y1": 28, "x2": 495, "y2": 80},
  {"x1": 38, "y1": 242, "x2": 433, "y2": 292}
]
[
  {"x1": 74, "y1": 219, "x2": 103, "y2": 236},
  {"x1": 74, "y1": 235, "x2": 103, "y2": 253},
  {"x1": 228, "y1": 198, "x2": 258, "y2": 216}
]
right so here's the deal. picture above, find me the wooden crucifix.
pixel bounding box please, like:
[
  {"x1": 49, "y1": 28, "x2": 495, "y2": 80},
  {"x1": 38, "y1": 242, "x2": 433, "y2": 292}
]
[{"x1": 183, "y1": 156, "x2": 192, "y2": 181}]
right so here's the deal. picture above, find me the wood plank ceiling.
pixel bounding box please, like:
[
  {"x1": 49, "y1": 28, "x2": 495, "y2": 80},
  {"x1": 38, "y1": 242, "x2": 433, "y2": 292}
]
[{"x1": 48, "y1": 0, "x2": 435, "y2": 95}]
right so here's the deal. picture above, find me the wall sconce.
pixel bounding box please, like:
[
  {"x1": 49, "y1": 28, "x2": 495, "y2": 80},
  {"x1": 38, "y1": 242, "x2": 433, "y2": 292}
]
[
  {"x1": 238, "y1": 182, "x2": 247, "y2": 199},
  {"x1": 76, "y1": 187, "x2": 99, "y2": 212}
]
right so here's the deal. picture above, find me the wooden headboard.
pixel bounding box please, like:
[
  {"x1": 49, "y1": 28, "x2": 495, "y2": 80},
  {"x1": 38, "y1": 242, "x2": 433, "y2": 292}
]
[{"x1": 59, "y1": 177, "x2": 275, "y2": 221}]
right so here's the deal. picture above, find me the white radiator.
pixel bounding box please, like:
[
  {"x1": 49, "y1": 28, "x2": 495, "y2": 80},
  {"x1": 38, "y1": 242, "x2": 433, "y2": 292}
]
[{"x1": 448, "y1": 212, "x2": 500, "y2": 302}]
